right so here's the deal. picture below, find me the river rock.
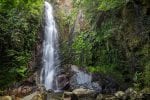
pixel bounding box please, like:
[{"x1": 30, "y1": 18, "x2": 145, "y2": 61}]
[
  {"x1": 96, "y1": 94, "x2": 103, "y2": 100},
  {"x1": 125, "y1": 88, "x2": 137, "y2": 99},
  {"x1": 10, "y1": 85, "x2": 35, "y2": 97},
  {"x1": 114, "y1": 91, "x2": 125, "y2": 99},
  {"x1": 63, "y1": 92, "x2": 78, "y2": 100},
  {"x1": 97, "y1": 95, "x2": 117, "y2": 100},
  {"x1": 22, "y1": 92, "x2": 41, "y2": 100},
  {"x1": 105, "y1": 96, "x2": 116, "y2": 100},
  {"x1": 0, "y1": 96, "x2": 12, "y2": 100},
  {"x1": 125, "y1": 88, "x2": 137, "y2": 95},
  {"x1": 72, "y1": 88, "x2": 97, "y2": 98},
  {"x1": 46, "y1": 92, "x2": 63, "y2": 100},
  {"x1": 63, "y1": 92, "x2": 73, "y2": 100},
  {"x1": 31, "y1": 94, "x2": 43, "y2": 100}
]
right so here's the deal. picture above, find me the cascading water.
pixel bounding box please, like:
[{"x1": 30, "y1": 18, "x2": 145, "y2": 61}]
[{"x1": 41, "y1": 1, "x2": 59, "y2": 91}]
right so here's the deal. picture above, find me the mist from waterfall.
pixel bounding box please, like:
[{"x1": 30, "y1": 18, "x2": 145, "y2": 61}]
[{"x1": 40, "y1": 1, "x2": 59, "y2": 91}]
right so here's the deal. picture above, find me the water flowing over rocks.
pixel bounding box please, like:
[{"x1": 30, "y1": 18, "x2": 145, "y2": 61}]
[
  {"x1": 69, "y1": 65, "x2": 102, "y2": 92},
  {"x1": 40, "y1": 1, "x2": 60, "y2": 91},
  {"x1": 56, "y1": 65, "x2": 119, "y2": 94},
  {"x1": 56, "y1": 65, "x2": 102, "y2": 93}
]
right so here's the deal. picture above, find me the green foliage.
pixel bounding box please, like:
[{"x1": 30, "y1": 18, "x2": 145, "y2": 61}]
[
  {"x1": 72, "y1": 31, "x2": 93, "y2": 66},
  {"x1": 144, "y1": 62, "x2": 150, "y2": 87},
  {"x1": 98, "y1": 0, "x2": 125, "y2": 11},
  {"x1": 0, "y1": 0, "x2": 43, "y2": 88},
  {"x1": 16, "y1": 66, "x2": 27, "y2": 77},
  {"x1": 56, "y1": 7, "x2": 78, "y2": 39},
  {"x1": 70, "y1": 16, "x2": 124, "y2": 82},
  {"x1": 133, "y1": 72, "x2": 144, "y2": 90},
  {"x1": 68, "y1": 0, "x2": 150, "y2": 89},
  {"x1": 73, "y1": 0, "x2": 125, "y2": 11}
]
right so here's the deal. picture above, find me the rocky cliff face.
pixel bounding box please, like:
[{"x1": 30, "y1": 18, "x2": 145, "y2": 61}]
[{"x1": 54, "y1": 0, "x2": 73, "y2": 41}]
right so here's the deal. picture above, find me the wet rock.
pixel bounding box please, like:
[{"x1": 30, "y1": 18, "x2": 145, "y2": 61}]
[
  {"x1": 105, "y1": 96, "x2": 116, "y2": 100},
  {"x1": 96, "y1": 94, "x2": 103, "y2": 100},
  {"x1": 91, "y1": 82, "x2": 102, "y2": 92},
  {"x1": 140, "y1": 88, "x2": 150, "y2": 100},
  {"x1": 47, "y1": 89, "x2": 55, "y2": 93},
  {"x1": 59, "y1": 65, "x2": 119, "y2": 93},
  {"x1": 143, "y1": 93, "x2": 150, "y2": 100},
  {"x1": 31, "y1": 94, "x2": 43, "y2": 100},
  {"x1": 22, "y1": 86, "x2": 33, "y2": 95},
  {"x1": 10, "y1": 86, "x2": 36, "y2": 97},
  {"x1": 22, "y1": 91, "x2": 63, "y2": 100},
  {"x1": 72, "y1": 88, "x2": 97, "y2": 98},
  {"x1": 92, "y1": 73, "x2": 119, "y2": 93},
  {"x1": 69, "y1": 65, "x2": 102, "y2": 92},
  {"x1": 125, "y1": 88, "x2": 137, "y2": 99},
  {"x1": 63, "y1": 92, "x2": 78, "y2": 100},
  {"x1": 57, "y1": 74, "x2": 70, "y2": 90},
  {"x1": 46, "y1": 92, "x2": 63, "y2": 100},
  {"x1": 22, "y1": 92, "x2": 41, "y2": 100},
  {"x1": 99, "y1": 95, "x2": 117, "y2": 100},
  {"x1": 125, "y1": 88, "x2": 137, "y2": 95},
  {"x1": 115, "y1": 91, "x2": 125, "y2": 99},
  {"x1": 63, "y1": 92, "x2": 73, "y2": 100}
]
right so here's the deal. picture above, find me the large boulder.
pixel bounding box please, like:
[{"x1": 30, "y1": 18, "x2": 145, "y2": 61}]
[
  {"x1": 57, "y1": 74, "x2": 70, "y2": 90},
  {"x1": 46, "y1": 92, "x2": 63, "y2": 100},
  {"x1": 69, "y1": 65, "x2": 102, "y2": 92},
  {"x1": 22, "y1": 91, "x2": 63, "y2": 100},
  {"x1": 125, "y1": 88, "x2": 138, "y2": 99},
  {"x1": 63, "y1": 92, "x2": 78, "y2": 100},
  {"x1": 56, "y1": 65, "x2": 120, "y2": 94},
  {"x1": 92, "y1": 73, "x2": 119, "y2": 93},
  {"x1": 96, "y1": 94, "x2": 103, "y2": 100},
  {"x1": 3, "y1": 73, "x2": 38, "y2": 98},
  {"x1": 72, "y1": 88, "x2": 96, "y2": 97},
  {"x1": 114, "y1": 91, "x2": 125, "y2": 99},
  {"x1": 56, "y1": 65, "x2": 102, "y2": 92},
  {"x1": 96, "y1": 94, "x2": 117, "y2": 100},
  {"x1": 22, "y1": 92, "x2": 40, "y2": 100},
  {"x1": 62, "y1": 88, "x2": 97, "y2": 100},
  {"x1": 6, "y1": 85, "x2": 37, "y2": 97}
]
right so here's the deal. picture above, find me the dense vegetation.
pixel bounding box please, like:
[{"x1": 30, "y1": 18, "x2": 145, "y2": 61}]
[
  {"x1": 0, "y1": 0, "x2": 43, "y2": 88},
  {"x1": 59, "y1": 0, "x2": 150, "y2": 90}
]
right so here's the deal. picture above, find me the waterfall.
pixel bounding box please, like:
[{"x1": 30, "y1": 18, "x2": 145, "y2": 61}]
[{"x1": 40, "y1": 1, "x2": 59, "y2": 91}]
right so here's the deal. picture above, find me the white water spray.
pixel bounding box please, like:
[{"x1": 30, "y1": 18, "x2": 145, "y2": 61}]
[{"x1": 41, "y1": 1, "x2": 59, "y2": 90}]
